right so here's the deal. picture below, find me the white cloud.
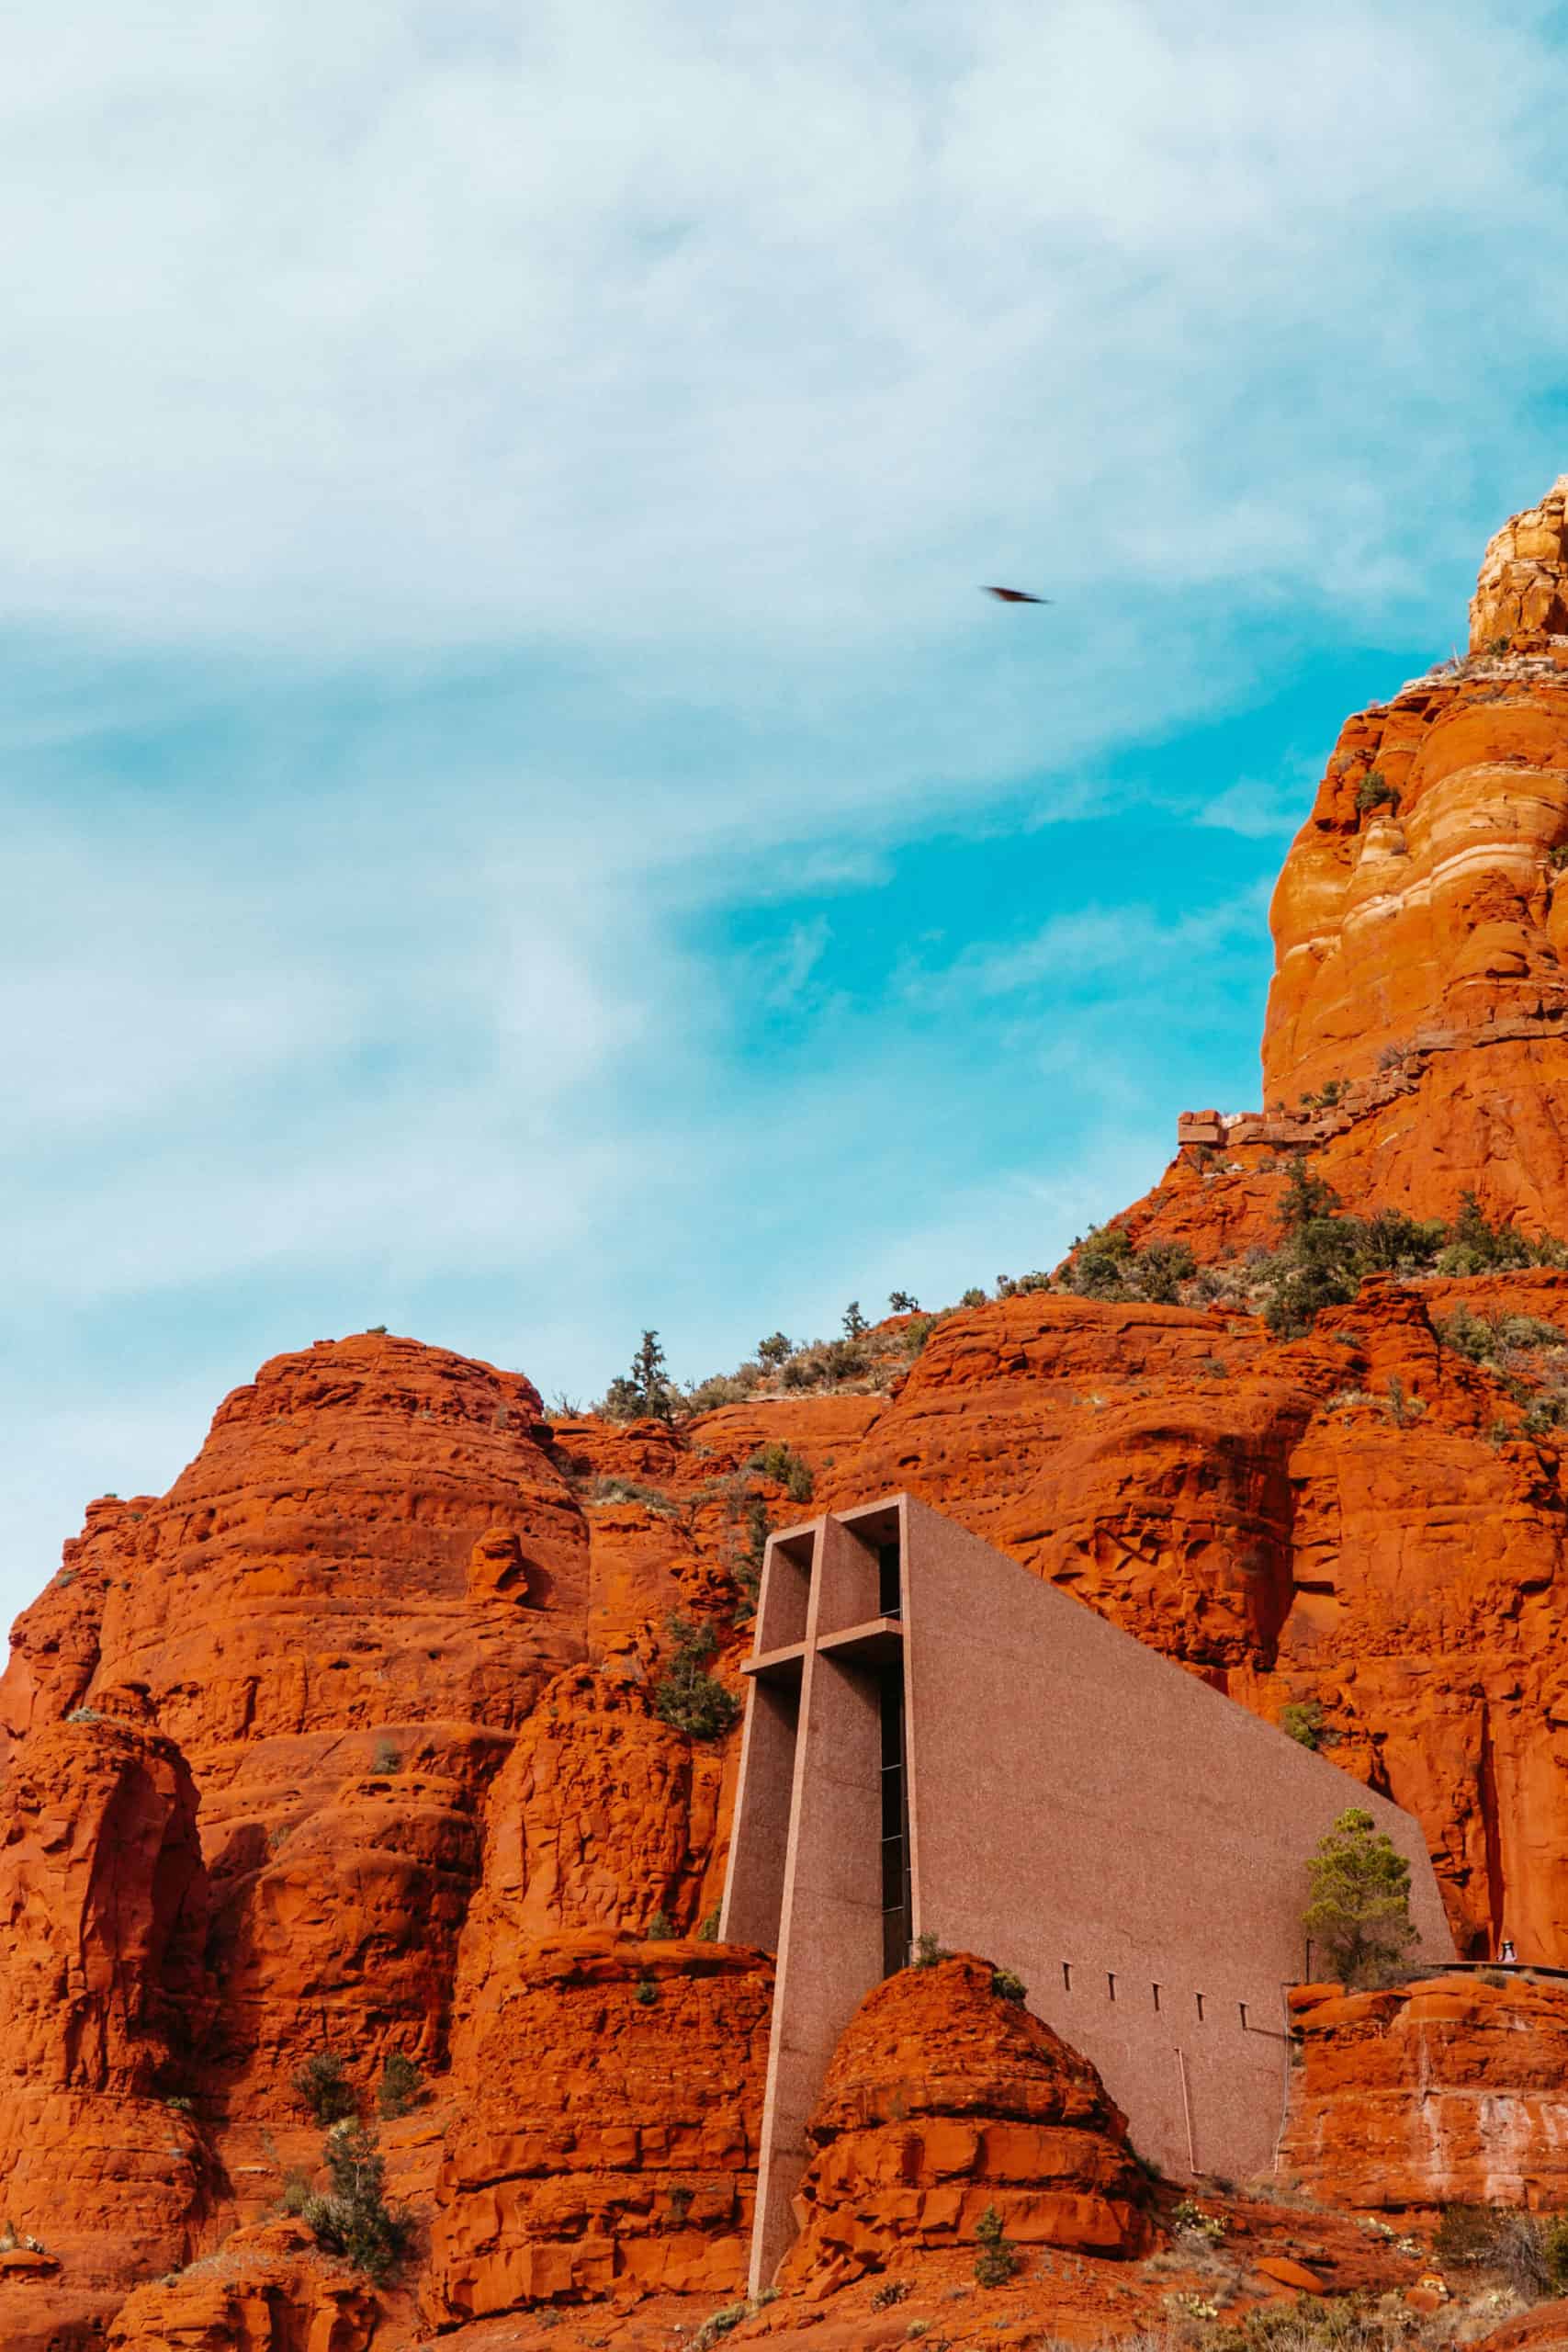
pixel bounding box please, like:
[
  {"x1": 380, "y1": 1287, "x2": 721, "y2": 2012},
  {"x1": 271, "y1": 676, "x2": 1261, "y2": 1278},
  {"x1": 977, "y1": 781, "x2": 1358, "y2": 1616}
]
[
  {"x1": 6, "y1": 0, "x2": 1568, "y2": 1628},
  {"x1": 0, "y1": 0, "x2": 1559, "y2": 662}
]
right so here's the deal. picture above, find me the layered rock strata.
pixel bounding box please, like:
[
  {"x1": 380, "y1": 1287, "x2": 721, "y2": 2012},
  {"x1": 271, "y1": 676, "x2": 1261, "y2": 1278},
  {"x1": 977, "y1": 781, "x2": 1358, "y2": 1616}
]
[
  {"x1": 780, "y1": 1954, "x2": 1149, "y2": 2293},
  {"x1": 1281, "y1": 1972, "x2": 1568, "y2": 2211},
  {"x1": 423, "y1": 1930, "x2": 773, "y2": 2324}
]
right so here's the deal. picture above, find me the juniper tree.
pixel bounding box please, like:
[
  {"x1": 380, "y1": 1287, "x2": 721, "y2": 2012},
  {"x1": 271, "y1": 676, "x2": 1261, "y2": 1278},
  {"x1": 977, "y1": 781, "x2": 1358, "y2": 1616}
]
[{"x1": 1303, "y1": 1806, "x2": 1416, "y2": 1988}]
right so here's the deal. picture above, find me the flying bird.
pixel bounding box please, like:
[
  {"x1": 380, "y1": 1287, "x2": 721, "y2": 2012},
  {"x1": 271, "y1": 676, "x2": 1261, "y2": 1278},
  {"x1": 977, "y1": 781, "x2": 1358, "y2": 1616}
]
[{"x1": 981, "y1": 584, "x2": 1052, "y2": 604}]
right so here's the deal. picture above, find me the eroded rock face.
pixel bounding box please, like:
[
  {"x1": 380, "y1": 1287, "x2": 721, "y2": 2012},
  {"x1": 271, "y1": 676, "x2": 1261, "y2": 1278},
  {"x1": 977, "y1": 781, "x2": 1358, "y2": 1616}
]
[
  {"x1": 4, "y1": 1334, "x2": 593, "y2": 2108},
  {"x1": 1472, "y1": 479, "x2": 1568, "y2": 650},
  {"x1": 0, "y1": 1708, "x2": 210, "y2": 2338},
  {"x1": 423, "y1": 1930, "x2": 773, "y2": 2325},
  {"x1": 104, "y1": 2217, "x2": 378, "y2": 2352},
  {"x1": 1282, "y1": 1973, "x2": 1568, "y2": 2210},
  {"x1": 781, "y1": 1953, "x2": 1149, "y2": 2293}
]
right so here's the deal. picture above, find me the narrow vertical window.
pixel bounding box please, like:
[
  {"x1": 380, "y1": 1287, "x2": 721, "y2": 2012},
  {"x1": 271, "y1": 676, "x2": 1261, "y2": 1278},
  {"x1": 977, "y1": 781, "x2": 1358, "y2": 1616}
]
[
  {"x1": 877, "y1": 1665, "x2": 910, "y2": 1973},
  {"x1": 1151, "y1": 1983, "x2": 1161, "y2": 2012},
  {"x1": 1107, "y1": 1973, "x2": 1116, "y2": 2002},
  {"x1": 877, "y1": 1539, "x2": 902, "y2": 1619}
]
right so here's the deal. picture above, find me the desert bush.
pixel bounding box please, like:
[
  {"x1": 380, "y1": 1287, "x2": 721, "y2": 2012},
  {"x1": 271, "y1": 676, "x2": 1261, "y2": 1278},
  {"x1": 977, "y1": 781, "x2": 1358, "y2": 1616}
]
[
  {"x1": 1356, "y1": 771, "x2": 1399, "y2": 815},
  {"x1": 635, "y1": 1975, "x2": 660, "y2": 2006},
  {"x1": 684, "y1": 1372, "x2": 756, "y2": 1412},
  {"x1": 1303, "y1": 1808, "x2": 1415, "y2": 1987},
  {"x1": 689, "y1": 2292, "x2": 776, "y2": 2348},
  {"x1": 646, "y1": 1908, "x2": 675, "y2": 1939},
  {"x1": 990, "y1": 1968, "x2": 1027, "y2": 2003},
  {"x1": 974, "y1": 2203, "x2": 1021, "y2": 2286},
  {"x1": 1279, "y1": 1701, "x2": 1327, "y2": 1750},
  {"x1": 747, "y1": 1442, "x2": 814, "y2": 1504},
  {"x1": 1433, "y1": 2201, "x2": 1568, "y2": 2298},
  {"x1": 292, "y1": 2050, "x2": 355, "y2": 2126},
  {"x1": 909, "y1": 1930, "x2": 951, "y2": 1969},
  {"x1": 995, "y1": 1269, "x2": 1053, "y2": 1298},
  {"x1": 960, "y1": 1287, "x2": 988, "y2": 1308},
  {"x1": 1065, "y1": 1226, "x2": 1196, "y2": 1305},
  {"x1": 301, "y1": 2119, "x2": 412, "y2": 2284},
  {"x1": 278, "y1": 2165, "x2": 312, "y2": 2215},
  {"x1": 653, "y1": 1615, "x2": 741, "y2": 1742},
  {"x1": 871, "y1": 2278, "x2": 912, "y2": 2309},
  {"x1": 377, "y1": 2052, "x2": 423, "y2": 2120},
  {"x1": 370, "y1": 1740, "x2": 402, "y2": 1775},
  {"x1": 590, "y1": 1475, "x2": 681, "y2": 1518}
]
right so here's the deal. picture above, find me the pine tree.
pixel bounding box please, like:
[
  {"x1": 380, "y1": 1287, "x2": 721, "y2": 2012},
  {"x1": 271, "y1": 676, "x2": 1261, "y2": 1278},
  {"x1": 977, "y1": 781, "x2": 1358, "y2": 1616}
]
[{"x1": 1303, "y1": 1806, "x2": 1416, "y2": 1987}]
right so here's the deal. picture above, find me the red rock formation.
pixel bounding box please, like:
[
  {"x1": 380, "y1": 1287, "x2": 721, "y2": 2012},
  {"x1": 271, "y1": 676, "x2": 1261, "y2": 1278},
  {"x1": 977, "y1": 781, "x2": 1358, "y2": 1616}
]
[
  {"x1": 104, "y1": 2218, "x2": 378, "y2": 2351},
  {"x1": 1282, "y1": 1973, "x2": 1568, "y2": 2211},
  {"x1": 0, "y1": 1707, "x2": 210, "y2": 2346},
  {"x1": 781, "y1": 1954, "x2": 1149, "y2": 2294},
  {"x1": 3, "y1": 1335, "x2": 593, "y2": 2109},
  {"x1": 423, "y1": 1930, "x2": 773, "y2": 2326}
]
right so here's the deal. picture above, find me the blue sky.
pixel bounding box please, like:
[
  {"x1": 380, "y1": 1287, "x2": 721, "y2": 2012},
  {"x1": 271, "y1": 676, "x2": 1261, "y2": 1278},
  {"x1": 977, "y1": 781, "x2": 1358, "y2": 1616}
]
[{"x1": 6, "y1": 0, "x2": 1568, "y2": 1622}]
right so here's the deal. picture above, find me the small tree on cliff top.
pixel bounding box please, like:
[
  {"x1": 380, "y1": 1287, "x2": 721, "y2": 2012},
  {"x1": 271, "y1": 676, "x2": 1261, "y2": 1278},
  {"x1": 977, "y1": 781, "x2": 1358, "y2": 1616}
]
[
  {"x1": 1303, "y1": 1806, "x2": 1416, "y2": 1989},
  {"x1": 599, "y1": 1329, "x2": 679, "y2": 1422}
]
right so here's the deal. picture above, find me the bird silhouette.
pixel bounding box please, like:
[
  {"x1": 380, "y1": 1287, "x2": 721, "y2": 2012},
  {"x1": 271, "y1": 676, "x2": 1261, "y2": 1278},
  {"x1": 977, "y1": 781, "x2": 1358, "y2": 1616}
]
[{"x1": 981, "y1": 584, "x2": 1052, "y2": 604}]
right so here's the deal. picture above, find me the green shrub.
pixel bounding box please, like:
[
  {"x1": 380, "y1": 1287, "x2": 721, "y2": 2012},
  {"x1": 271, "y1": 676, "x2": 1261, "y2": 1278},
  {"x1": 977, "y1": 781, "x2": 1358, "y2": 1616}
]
[
  {"x1": 1356, "y1": 770, "x2": 1400, "y2": 815},
  {"x1": 301, "y1": 2120, "x2": 412, "y2": 2284},
  {"x1": 377, "y1": 2052, "x2": 423, "y2": 2120},
  {"x1": 370, "y1": 1740, "x2": 402, "y2": 1775},
  {"x1": 990, "y1": 1969, "x2": 1027, "y2": 2003},
  {"x1": 888, "y1": 1290, "x2": 919, "y2": 1313},
  {"x1": 757, "y1": 1332, "x2": 794, "y2": 1368},
  {"x1": 870, "y1": 2278, "x2": 912, "y2": 2309},
  {"x1": 973, "y1": 2203, "x2": 1021, "y2": 2287},
  {"x1": 1280, "y1": 1701, "x2": 1327, "y2": 1750},
  {"x1": 904, "y1": 1314, "x2": 937, "y2": 1354},
  {"x1": 646, "y1": 1908, "x2": 676, "y2": 1940},
  {"x1": 653, "y1": 1616, "x2": 741, "y2": 1742},
  {"x1": 1440, "y1": 1306, "x2": 1568, "y2": 1363},
  {"x1": 1303, "y1": 1807, "x2": 1416, "y2": 1988},
  {"x1": 291, "y1": 2050, "x2": 355, "y2": 2125},
  {"x1": 1065, "y1": 1225, "x2": 1195, "y2": 1305},
  {"x1": 747, "y1": 1442, "x2": 814, "y2": 1504},
  {"x1": 960, "y1": 1287, "x2": 987, "y2": 1308},
  {"x1": 597, "y1": 1329, "x2": 679, "y2": 1421},
  {"x1": 691, "y1": 2304, "x2": 749, "y2": 2351},
  {"x1": 1173, "y1": 2197, "x2": 1230, "y2": 2243},
  {"x1": 635, "y1": 1975, "x2": 660, "y2": 2007},
  {"x1": 696, "y1": 1904, "x2": 722, "y2": 1941},
  {"x1": 909, "y1": 1930, "x2": 950, "y2": 1969}
]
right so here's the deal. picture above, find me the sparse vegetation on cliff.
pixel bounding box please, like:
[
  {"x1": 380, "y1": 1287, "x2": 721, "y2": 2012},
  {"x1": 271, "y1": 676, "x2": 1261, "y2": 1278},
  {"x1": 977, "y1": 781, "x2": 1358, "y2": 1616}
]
[
  {"x1": 973, "y1": 2202, "x2": 1022, "y2": 2286},
  {"x1": 299, "y1": 2119, "x2": 412, "y2": 2283},
  {"x1": 1063, "y1": 1223, "x2": 1195, "y2": 1305},
  {"x1": 376, "y1": 2051, "x2": 423, "y2": 2120},
  {"x1": 1303, "y1": 1807, "x2": 1416, "y2": 1989},
  {"x1": 1355, "y1": 769, "x2": 1399, "y2": 816},
  {"x1": 291, "y1": 2049, "x2": 355, "y2": 2126},
  {"x1": 652, "y1": 1614, "x2": 740, "y2": 1741}
]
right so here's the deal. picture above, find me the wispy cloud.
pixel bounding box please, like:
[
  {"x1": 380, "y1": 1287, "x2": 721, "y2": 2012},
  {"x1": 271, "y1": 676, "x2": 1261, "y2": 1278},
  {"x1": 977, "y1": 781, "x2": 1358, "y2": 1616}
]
[{"x1": 6, "y1": 0, "x2": 1568, "y2": 1618}]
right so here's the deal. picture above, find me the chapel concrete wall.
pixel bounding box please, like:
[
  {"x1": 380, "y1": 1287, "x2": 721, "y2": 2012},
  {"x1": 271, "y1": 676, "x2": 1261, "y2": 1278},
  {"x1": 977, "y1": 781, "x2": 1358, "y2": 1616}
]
[
  {"x1": 900, "y1": 1495, "x2": 1453, "y2": 2190},
  {"x1": 724, "y1": 1494, "x2": 1455, "y2": 2288}
]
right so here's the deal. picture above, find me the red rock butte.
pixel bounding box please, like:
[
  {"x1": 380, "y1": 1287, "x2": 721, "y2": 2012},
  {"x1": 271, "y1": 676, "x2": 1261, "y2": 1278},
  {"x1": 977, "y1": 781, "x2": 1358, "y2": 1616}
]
[{"x1": 11, "y1": 483, "x2": 1568, "y2": 2349}]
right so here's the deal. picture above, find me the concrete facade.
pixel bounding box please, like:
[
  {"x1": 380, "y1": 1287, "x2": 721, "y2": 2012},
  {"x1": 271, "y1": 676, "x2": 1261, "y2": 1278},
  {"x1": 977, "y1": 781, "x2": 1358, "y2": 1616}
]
[{"x1": 721, "y1": 1495, "x2": 1454, "y2": 2292}]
